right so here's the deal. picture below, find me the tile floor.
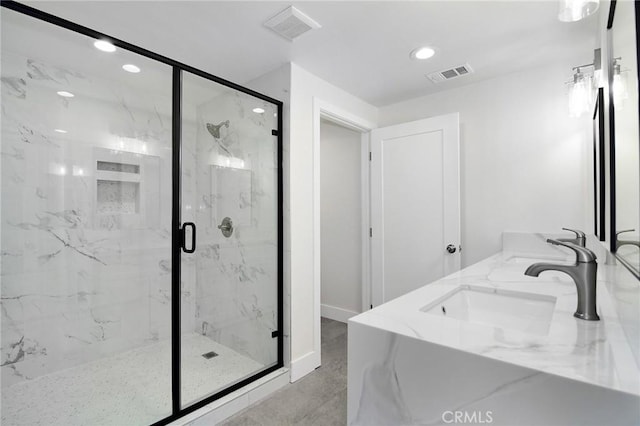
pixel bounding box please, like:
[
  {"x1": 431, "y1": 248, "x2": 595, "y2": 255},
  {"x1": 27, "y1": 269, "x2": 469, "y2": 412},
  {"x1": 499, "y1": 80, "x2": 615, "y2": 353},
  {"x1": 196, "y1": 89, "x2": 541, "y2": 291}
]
[
  {"x1": 1, "y1": 333, "x2": 264, "y2": 426},
  {"x1": 220, "y1": 317, "x2": 348, "y2": 426}
]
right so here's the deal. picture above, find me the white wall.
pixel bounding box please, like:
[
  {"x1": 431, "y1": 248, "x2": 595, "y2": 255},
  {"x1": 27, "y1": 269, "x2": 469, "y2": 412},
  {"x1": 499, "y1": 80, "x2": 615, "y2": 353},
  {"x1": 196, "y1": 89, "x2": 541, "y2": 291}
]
[
  {"x1": 379, "y1": 62, "x2": 592, "y2": 267},
  {"x1": 320, "y1": 120, "x2": 362, "y2": 321},
  {"x1": 289, "y1": 63, "x2": 378, "y2": 380}
]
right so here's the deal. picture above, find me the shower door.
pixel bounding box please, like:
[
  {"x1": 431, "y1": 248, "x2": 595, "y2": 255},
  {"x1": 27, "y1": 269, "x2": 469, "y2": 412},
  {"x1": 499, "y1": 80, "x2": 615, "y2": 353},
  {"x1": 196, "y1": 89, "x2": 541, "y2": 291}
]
[
  {"x1": 179, "y1": 71, "x2": 282, "y2": 407},
  {"x1": 1, "y1": 2, "x2": 282, "y2": 424}
]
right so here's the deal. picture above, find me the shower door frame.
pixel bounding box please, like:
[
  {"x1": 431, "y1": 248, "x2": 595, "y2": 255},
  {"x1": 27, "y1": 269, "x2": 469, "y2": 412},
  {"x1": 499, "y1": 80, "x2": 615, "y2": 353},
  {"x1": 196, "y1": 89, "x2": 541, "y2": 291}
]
[{"x1": 1, "y1": 2, "x2": 284, "y2": 425}]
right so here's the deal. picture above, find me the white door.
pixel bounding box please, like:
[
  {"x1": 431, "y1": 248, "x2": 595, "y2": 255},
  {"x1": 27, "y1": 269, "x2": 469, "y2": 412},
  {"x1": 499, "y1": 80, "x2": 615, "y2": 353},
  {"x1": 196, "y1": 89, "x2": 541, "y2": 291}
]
[{"x1": 370, "y1": 113, "x2": 460, "y2": 306}]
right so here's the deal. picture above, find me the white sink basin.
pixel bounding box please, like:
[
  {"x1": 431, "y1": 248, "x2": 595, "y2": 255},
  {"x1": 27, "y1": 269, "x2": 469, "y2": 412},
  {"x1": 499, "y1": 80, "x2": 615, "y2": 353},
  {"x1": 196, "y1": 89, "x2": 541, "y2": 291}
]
[
  {"x1": 503, "y1": 254, "x2": 570, "y2": 265},
  {"x1": 488, "y1": 254, "x2": 574, "y2": 282},
  {"x1": 421, "y1": 285, "x2": 557, "y2": 336}
]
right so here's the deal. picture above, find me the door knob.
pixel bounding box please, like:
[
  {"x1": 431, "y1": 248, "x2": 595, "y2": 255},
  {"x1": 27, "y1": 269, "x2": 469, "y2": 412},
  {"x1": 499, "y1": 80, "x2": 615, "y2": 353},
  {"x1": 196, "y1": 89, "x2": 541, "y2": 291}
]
[
  {"x1": 446, "y1": 244, "x2": 457, "y2": 254},
  {"x1": 218, "y1": 217, "x2": 233, "y2": 238}
]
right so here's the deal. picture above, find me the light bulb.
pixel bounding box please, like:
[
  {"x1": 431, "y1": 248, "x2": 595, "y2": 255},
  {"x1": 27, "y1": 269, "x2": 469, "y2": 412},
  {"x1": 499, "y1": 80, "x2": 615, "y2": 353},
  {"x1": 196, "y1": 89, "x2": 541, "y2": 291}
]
[
  {"x1": 612, "y1": 64, "x2": 629, "y2": 109},
  {"x1": 568, "y1": 68, "x2": 595, "y2": 117},
  {"x1": 94, "y1": 40, "x2": 116, "y2": 52},
  {"x1": 558, "y1": 0, "x2": 600, "y2": 22},
  {"x1": 122, "y1": 64, "x2": 141, "y2": 73},
  {"x1": 410, "y1": 46, "x2": 435, "y2": 60}
]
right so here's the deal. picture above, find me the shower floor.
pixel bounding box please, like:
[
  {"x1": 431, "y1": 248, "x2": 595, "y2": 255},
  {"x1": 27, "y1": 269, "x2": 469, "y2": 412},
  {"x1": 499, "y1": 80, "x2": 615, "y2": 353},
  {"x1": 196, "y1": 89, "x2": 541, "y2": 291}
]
[{"x1": 1, "y1": 333, "x2": 264, "y2": 426}]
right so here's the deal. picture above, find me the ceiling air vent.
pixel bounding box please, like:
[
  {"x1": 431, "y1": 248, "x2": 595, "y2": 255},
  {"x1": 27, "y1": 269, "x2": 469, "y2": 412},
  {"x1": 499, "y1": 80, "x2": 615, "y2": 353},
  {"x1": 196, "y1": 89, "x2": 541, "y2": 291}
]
[
  {"x1": 264, "y1": 6, "x2": 321, "y2": 41},
  {"x1": 427, "y1": 63, "x2": 474, "y2": 83}
]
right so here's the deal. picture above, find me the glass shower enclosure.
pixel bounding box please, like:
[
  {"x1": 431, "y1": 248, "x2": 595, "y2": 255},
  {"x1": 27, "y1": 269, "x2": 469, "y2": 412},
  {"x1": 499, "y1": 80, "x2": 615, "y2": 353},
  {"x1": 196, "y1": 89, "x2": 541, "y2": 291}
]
[{"x1": 0, "y1": 3, "x2": 283, "y2": 426}]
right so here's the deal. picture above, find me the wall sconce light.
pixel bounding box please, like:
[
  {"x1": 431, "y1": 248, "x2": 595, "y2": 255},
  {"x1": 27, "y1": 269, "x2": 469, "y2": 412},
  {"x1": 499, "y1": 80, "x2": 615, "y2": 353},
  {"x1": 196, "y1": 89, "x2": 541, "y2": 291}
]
[
  {"x1": 567, "y1": 49, "x2": 601, "y2": 117},
  {"x1": 612, "y1": 57, "x2": 629, "y2": 109},
  {"x1": 568, "y1": 68, "x2": 592, "y2": 117},
  {"x1": 558, "y1": 0, "x2": 599, "y2": 22}
]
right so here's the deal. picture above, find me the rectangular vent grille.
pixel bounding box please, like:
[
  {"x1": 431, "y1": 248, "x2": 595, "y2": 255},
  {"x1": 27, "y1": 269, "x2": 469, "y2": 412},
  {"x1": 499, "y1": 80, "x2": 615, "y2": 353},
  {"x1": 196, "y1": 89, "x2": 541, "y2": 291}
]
[
  {"x1": 427, "y1": 63, "x2": 474, "y2": 83},
  {"x1": 264, "y1": 6, "x2": 321, "y2": 41}
]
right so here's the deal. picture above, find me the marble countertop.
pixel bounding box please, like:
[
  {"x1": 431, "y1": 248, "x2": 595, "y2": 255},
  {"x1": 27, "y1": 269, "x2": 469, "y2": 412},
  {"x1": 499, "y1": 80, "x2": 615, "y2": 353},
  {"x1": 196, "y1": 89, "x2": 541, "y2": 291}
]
[{"x1": 351, "y1": 233, "x2": 640, "y2": 397}]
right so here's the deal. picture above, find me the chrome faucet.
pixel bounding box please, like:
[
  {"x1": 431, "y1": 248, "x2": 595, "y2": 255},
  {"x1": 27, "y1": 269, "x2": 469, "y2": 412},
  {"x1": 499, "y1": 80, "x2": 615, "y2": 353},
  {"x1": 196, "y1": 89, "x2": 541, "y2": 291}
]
[
  {"x1": 524, "y1": 239, "x2": 599, "y2": 321},
  {"x1": 557, "y1": 227, "x2": 586, "y2": 247}
]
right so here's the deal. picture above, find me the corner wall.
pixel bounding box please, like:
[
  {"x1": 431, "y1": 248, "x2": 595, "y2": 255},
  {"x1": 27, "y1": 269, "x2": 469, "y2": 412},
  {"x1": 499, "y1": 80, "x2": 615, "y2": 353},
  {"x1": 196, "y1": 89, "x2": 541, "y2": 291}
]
[{"x1": 288, "y1": 63, "x2": 378, "y2": 380}]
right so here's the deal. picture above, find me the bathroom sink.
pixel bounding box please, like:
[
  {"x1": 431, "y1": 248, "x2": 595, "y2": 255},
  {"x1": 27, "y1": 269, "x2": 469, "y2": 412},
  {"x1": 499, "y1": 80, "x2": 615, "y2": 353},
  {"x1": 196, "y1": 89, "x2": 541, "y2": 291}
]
[
  {"x1": 421, "y1": 285, "x2": 557, "y2": 336},
  {"x1": 489, "y1": 254, "x2": 574, "y2": 282},
  {"x1": 503, "y1": 254, "x2": 570, "y2": 264}
]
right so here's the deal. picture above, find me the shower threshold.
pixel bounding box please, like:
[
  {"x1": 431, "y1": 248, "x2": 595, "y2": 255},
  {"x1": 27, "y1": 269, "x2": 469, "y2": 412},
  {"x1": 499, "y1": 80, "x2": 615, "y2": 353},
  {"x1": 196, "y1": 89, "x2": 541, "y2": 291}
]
[{"x1": 1, "y1": 333, "x2": 264, "y2": 426}]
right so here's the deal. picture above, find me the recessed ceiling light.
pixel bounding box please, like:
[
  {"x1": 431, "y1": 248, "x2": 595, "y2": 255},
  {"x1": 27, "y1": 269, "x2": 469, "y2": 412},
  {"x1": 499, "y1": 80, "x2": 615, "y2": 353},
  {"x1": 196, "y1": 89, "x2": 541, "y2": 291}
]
[
  {"x1": 94, "y1": 40, "x2": 116, "y2": 52},
  {"x1": 122, "y1": 64, "x2": 141, "y2": 73},
  {"x1": 252, "y1": 107, "x2": 265, "y2": 114},
  {"x1": 54, "y1": 129, "x2": 67, "y2": 133},
  {"x1": 410, "y1": 46, "x2": 436, "y2": 60},
  {"x1": 57, "y1": 91, "x2": 75, "y2": 98}
]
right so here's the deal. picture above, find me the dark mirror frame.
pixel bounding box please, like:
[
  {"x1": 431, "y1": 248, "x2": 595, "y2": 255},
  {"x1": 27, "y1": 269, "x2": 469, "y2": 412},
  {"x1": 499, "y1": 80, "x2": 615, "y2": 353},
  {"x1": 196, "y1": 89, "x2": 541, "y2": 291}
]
[
  {"x1": 594, "y1": 87, "x2": 606, "y2": 241},
  {"x1": 608, "y1": 0, "x2": 640, "y2": 280}
]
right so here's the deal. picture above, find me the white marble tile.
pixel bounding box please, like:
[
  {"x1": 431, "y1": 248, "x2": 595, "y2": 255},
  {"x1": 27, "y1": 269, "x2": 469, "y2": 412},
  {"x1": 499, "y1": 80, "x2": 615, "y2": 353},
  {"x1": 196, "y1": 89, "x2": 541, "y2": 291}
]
[
  {"x1": 184, "y1": 89, "x2": 279, "y2": 367},
  {"x1": 348, "y1": 321, "x2": 640, "y2": 426},
  {"x1": 1, "y1": 49, "x2": 176, "y2": 387},
  {"x1": 2, "y1": 23, "x2": 281, "y2": 425}
]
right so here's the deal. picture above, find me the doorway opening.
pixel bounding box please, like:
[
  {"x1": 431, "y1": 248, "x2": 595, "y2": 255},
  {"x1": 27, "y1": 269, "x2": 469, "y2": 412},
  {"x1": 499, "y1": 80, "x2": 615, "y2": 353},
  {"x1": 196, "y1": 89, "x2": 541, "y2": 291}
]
[
  {"x1": 311, "y1": 99, "x2": 375, "y2": 368},
  {"x1": 320, "y1": 119, "x2": 365, "y2": 324}
]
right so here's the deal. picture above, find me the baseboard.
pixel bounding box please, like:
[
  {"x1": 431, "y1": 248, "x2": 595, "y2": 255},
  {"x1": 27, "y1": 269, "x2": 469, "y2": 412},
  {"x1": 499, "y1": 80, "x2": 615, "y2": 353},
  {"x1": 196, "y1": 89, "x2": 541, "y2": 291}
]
[
  {"x1": 321, "y1": 304, "x2": 359, "y2": 323},
  {"x1": 289, "y1": 350, "x2": 320, "y2": 382}
]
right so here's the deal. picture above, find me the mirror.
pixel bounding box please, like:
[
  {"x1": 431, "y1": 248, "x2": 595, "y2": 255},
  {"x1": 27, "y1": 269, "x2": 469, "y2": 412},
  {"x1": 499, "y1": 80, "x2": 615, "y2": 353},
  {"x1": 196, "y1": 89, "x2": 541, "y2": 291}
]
[{"x1": 610, "y1": 0, "x2": 640, "y2": 278}]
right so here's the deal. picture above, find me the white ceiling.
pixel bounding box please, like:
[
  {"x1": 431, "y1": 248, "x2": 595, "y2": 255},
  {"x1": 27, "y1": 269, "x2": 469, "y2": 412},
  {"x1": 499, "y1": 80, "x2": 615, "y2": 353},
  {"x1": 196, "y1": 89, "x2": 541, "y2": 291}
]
[{"x1": 22, "y1": 0, "x2": 599, "y2": 107}]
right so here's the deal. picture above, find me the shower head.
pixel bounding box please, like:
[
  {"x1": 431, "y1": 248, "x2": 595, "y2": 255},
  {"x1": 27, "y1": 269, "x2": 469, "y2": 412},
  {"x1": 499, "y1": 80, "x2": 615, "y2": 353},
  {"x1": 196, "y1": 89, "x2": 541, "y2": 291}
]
[{"x1": 206, "y1": 120, "x2": 229, "y2": 139}]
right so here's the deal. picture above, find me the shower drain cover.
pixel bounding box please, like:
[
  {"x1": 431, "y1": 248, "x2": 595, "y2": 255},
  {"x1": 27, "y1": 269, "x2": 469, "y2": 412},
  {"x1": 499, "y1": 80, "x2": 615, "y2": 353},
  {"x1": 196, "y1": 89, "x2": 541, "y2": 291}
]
[{"x1": 202, "y1": 351, "x2": 219, "y2": 359}]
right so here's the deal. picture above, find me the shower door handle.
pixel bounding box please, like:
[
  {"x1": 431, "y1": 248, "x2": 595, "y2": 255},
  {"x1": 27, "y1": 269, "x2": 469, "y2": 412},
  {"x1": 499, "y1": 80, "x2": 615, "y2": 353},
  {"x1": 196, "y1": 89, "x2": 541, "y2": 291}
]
[{"x1": 182, "y1": 222, "x2": 196, "y2": 253}]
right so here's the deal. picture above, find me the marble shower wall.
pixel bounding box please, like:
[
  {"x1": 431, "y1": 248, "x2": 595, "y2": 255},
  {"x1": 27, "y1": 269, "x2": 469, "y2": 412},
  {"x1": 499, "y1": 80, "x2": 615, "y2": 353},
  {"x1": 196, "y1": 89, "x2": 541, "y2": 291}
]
[
  {"x1": 187, "y1": 86, "x2": 279, "y2": 366},
  {"x1": 0, "y1": 47, "x2": 196, "y2": 387},
  {"x1": 1, "y1": 9, "x2": 278, "y2": 394}
]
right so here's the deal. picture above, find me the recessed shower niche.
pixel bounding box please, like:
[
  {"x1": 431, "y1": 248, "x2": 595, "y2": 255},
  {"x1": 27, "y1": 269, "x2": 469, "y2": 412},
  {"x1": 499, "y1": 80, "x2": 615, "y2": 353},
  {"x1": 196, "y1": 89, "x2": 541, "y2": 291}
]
[
  {"x1": 94, "y1": 148, "x2": 161, "y2": 229},
  {"x1": 97, "y1": 179, "x2": 139, "y2": 213}
]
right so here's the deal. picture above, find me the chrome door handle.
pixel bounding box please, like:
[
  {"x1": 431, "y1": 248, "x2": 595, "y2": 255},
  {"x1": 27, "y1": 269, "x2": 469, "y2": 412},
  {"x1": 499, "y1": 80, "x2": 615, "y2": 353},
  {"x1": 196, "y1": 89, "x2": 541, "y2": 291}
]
[
  {"x1": 218, "y1": 217, "x2": 233, "y2": 238},
  {"x1": 446, "y1": 244, "x2": 457, "y2": 254}
]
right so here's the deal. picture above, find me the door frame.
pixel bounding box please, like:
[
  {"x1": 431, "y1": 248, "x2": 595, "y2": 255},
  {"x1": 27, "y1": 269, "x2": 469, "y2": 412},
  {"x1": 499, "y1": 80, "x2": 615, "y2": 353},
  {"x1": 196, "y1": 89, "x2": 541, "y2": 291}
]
[{"x1": 312, "y1": 98, "x2": 376, "y2": 365}]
